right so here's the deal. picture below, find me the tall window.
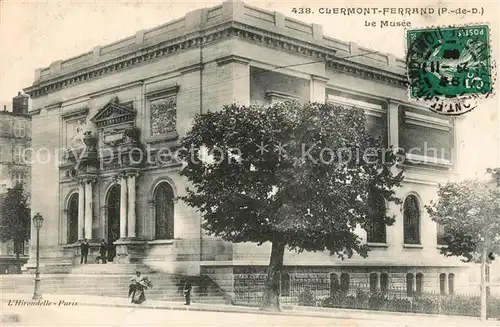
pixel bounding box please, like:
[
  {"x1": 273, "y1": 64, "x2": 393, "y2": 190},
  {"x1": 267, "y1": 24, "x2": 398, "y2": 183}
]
[
  {"x1": 369, "y1": 273, "x2": 378, "y2": 293},
  {"x1": 14, "y1": 121, "x2": 25, "y2": 138},
  {"x1": 403, "y1": 195, "x2": 421, "y2": 244},
  {"x1": 67, "y1": 193, "x2": 79, "y2": 244},
  {"x1": 340, "y1": 273, "x2": 350, "y2": 293},
  {"x1": 448, "y1": 273, "x2": 455, "y2": 295},
  {"x1": 366, "y1": 193, "x2": 387, "y2": 243},
  {"x1": 12, "y1": 171, "x2": 25, "y2": 186},
  {"x1": 23, "y1": 240, "x2": 29, "y2": 256},
  {"x1": 437, "y1": 223, "x2": 447, "y2": 245},
  {"x1": 330, "y1": 273, "x2": 340, "y2": 296},
  {"x1": 406, "y1": 273, "x2": 414, "y2": 297},
  {"x1": 7, "y1": 240, "x2": 28, "y2": 256},
  {"x1": 154, "y1": 182, "x2": 175, "y2": 239},
  {"x1": 281, "y1": 273, "x2": 290, "y2": 296},
  {"x1": 439, "y1": 273, "x2": 447, "y2": 295},
  {"x1": 13, "y1": 146, "x2": 24, "y2": 163},
  {"x1": 415, "y1": 273, "x2": 423, "y2": 296},
  {"x1": 380, "y1": 273, "x2": 389, "y2": 294}
]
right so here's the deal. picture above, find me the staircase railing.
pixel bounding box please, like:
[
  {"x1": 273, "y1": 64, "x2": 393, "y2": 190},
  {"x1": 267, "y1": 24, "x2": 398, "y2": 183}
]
[{"x1": 200, "y1": 274, "x2": 235, "y2": 305}]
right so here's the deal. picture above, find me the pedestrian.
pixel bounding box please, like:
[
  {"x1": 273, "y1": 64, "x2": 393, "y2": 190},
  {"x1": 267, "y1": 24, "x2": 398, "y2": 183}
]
[
  {"x1": 99, "y1": 239, "x2": 107, "y2": 264},
  {"x1": 80, "y1": 238, "x2": 89, "y2": 264},
  {"x1": 107, "y1": 240, "x2": 114, "y2": 263},
  {"x1": 129, "y1": 271, "x2": 153, "y2": 304},
  {"x1": 183, "y1": 280, "x2": 192, "y2": 305}
]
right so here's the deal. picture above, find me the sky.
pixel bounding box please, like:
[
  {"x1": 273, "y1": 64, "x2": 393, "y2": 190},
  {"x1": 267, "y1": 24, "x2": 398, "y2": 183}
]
[{"x1": 0, "y1": 0, "x2": 499, "y2": 176}]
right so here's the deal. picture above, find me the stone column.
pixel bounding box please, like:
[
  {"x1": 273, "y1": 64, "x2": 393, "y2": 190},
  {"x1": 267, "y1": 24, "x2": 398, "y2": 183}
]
[
  {"x1": 216, "y1": 56, "x2": 250, "y2": 107},
  {"x1": 119, "y1": 173, "x2": 128, "y2": 239},
  {"x1": 310, "y1": 75, "x2": 329, "y2": 103},
  {"x1": 127, "y1": 171, "x2": 138, "y2": 238},
  {"x1": 78, "y1": 181, "x2": 85, "y2": 240},
  {"x1": 387, "y1": 100, "x2": 400, "y2": 150},
  {"x1": 84, "y1": 179, "x2": 94, "y2": 240}
]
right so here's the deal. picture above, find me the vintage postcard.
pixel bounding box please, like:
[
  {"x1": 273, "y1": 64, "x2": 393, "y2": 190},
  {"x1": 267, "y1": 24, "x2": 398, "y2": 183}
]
[{"x1": 0, "y1": 0, "x2": 499, "y2": 326}]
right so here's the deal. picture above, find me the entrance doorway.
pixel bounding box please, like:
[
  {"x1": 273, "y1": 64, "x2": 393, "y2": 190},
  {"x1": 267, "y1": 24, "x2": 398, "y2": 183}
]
[
  {"x1": 67, "y1": 193, "x2": 79, "y2": 244},
  {"x1": 106, "y1": 184, "x2": 121, "y2": 262}
]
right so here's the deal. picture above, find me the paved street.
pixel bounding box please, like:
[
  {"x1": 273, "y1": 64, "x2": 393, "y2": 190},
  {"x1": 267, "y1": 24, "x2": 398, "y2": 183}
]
[{"x1": 1, "y1": 304, "x2": 496, "y2": 327}]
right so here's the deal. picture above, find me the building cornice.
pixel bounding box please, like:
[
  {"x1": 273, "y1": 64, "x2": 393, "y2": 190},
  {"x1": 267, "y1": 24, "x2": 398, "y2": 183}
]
[{"x1": 24, "y1": 21, "x2": 408, "y2": 99}]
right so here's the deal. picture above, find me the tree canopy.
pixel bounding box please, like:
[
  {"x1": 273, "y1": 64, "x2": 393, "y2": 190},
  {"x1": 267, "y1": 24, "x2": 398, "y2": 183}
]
[
  {"x1": 426, "y1": 176, "x2": 500, "y2": 263},
  {"x1": 0, "y1": 183, "x2": 31, "y2": 273},
  {"x1": 179, "y1": 102, "x2": 404, "y2": 310}
]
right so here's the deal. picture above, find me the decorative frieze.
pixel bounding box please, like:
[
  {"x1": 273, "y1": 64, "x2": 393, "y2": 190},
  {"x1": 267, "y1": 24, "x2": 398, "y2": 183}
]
[
  {"x1": 150, "y1": 96, "x2": 177, "y2": 136},
  {"x1": 25, "y1": 23, "x2": 407, "y2": 99}
]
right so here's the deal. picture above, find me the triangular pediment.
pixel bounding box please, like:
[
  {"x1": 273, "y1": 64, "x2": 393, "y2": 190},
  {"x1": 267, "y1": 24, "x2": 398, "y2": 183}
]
[{"x1": 91, "y1": 98, "x2": 136, "y2": 128}]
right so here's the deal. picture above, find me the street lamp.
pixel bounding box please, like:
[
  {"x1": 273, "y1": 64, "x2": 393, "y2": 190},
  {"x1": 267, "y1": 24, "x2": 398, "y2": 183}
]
[{"x1": 32, "y1": 213, "x2": 44, "y2": 300}]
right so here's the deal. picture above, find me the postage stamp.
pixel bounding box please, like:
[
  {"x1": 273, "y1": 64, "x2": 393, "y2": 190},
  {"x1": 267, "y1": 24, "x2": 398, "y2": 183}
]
[{"x1": 406, "y1": 24, "x2": 494, "y2": 115}]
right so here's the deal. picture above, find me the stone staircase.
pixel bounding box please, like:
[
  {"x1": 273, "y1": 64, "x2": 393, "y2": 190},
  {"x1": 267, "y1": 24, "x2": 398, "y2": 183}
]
[{"x1": 1, "y1": 263, "x2": 230, "y2": 304}]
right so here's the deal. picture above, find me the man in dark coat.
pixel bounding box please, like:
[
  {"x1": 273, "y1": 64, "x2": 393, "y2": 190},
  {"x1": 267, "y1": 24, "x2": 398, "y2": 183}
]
[
  {"x1": 183, "y1": 280, "x2": 192, "y2": 305},
  {"x1": 99, "y1": 239, "x2": 107, "y2": 264},
  {"x1": 80, "y1": 239, "x2": 89, "y2": 264}
]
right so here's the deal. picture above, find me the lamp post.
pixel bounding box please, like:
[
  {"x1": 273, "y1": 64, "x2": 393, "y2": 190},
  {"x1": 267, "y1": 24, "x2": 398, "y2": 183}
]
[{"x1": 32, "y1": 213, "x2": 44, "y2": 300}]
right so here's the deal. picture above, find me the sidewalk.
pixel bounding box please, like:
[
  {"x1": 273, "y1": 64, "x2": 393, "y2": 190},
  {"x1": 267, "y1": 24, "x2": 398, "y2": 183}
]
[{"x1": 1, "y1": 292, "x2": 499, "y2": 326}]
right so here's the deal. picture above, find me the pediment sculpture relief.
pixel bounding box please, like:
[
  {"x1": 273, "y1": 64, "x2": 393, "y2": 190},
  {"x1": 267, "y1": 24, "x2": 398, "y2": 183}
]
[
  {"x1": 67, "y1": 119, "x2": 87, "y2": 150},
  {"x1": 91, "y1": 97, "x2": 136, "y2": 129}
]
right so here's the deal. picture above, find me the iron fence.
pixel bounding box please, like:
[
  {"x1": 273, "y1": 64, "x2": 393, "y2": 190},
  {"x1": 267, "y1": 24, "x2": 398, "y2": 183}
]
[{"x1": 232, "y1": 275, "x2": 500, "y2": 319}]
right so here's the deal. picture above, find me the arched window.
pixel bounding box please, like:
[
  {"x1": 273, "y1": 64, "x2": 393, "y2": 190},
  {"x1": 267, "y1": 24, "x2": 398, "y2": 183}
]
[
  {"x1": 406, "y1": 273, "x2": 414, "y2": 297},
  {"x1": 415, "y1": 273, "x2": 423, "y2": 296},
  {"x1": 380, "y1": 273, "x2": 389, "y2": 294},
  {"x1": 330, "y1": 273, "x2": 340, "y2": 297},
  {"x1": 448, "y1": 273, "x2": 455, "y2": 295},
  {"x1": 340, "y1": 273, "x2": 350, "y2": 293},
  {"x1": 439, "y1": 273, "x2": 446, "y2": 295},
  {"x1": 403, "y1": 195, "x2": 421, "y2": 245},
  {"x1": 67, "y1": 193, "x2": 79, "y2": 244},
  {"x1": 369, "y1": 273, "x2": 378, "y2": 293},
  {"x1": 366, "y1": 193, "x2": 387, "y2": 244},
  {"x1": 154, "y1": 182, "x2": 175, "y2": 240},
  {"x1": 281, "y1": 273, "x2": 290, "y2": 296}
]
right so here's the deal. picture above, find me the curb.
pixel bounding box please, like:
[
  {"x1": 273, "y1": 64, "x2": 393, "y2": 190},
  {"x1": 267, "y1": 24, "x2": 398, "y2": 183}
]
[{"x1": 74, "y1": 301, "x2": 371, "y2": 321}]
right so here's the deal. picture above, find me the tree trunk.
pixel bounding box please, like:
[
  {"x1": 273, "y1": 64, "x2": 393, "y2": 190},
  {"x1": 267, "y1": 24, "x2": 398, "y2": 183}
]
[
  {"x1": 14, "y1": 240, "x2": 21, "y2": 274},
  {"x1": 260, "y1": 239, "x2": 286, "y2": 312},
  {"x1": 480, "y1": 241, "x2": 488, "y2": 321}
]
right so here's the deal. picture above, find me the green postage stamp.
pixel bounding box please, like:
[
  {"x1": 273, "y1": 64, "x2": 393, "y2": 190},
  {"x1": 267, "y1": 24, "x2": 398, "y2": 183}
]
[{"x1": 406, "y1": 25, "x2": 494, "y2": 115}]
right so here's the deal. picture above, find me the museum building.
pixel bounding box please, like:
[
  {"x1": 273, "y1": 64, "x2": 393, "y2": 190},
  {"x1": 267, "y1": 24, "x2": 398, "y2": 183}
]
[{"x1": 24, "y1": 0, "x2": 470, "y2": 296}]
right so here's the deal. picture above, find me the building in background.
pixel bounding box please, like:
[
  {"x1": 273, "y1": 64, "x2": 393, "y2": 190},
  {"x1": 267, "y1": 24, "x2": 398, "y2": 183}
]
[
  {"x1": 23, "y1": 0, "x2": 479, "y2": 295},
  {"x1": 0, "y1": 91, "x2": 31, "y2": 273}
]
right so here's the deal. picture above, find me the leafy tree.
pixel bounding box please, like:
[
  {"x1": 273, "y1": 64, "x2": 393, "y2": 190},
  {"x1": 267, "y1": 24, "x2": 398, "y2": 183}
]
[
  {"x1": 179, "y1": 102, "x2": 403, "y2": 311},
  {"x1": 426, "y1": 171, "x2": 500, "y2": 321},
  {"x1": 0, "y1": 184, "x2": 31, "y2": 273}
]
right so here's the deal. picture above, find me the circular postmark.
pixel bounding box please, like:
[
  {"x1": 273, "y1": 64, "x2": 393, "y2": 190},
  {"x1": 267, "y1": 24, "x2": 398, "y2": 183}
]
[{"x1": 406, "y1": 25, "x2": 494, "y2": 115}]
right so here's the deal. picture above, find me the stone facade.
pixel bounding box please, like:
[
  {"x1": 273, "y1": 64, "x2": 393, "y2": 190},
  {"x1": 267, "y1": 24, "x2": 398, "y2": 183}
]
[
  {"x1": 0, "y1": 92, "x2": 31, "y2": 273},
  {"x1": 24, "y1": 0, "x2": 476, "y2": 294}
]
